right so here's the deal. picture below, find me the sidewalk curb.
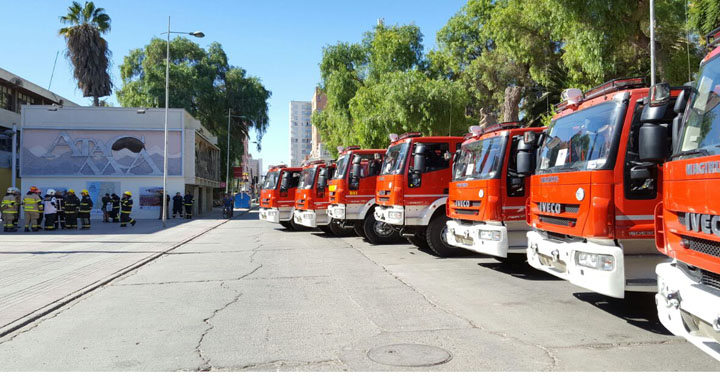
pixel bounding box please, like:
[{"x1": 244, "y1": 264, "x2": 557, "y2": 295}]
[{"x1": 0, "y1": 207, "x2": 256, "y2": 339}]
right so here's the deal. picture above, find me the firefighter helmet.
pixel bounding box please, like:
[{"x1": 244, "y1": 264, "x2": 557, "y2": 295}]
[
  {"x1": 124, "y1": 191, "x2": 132, "y2": 196},
  {"x1": 6, "y1": 187, "x2": 13, "y2": 193},
  {"x1": 29, "y1": 186, "x2": 39, "y2": 193},
  {"x1": 47, "y1": 189, "x2": 56, "y2": 196},
  {"x1": 68, "y1": 189, "x2": 75, "y2": 194},
  {"x1": 81, "y1": 189, "x2": 89, "y2": 195}
]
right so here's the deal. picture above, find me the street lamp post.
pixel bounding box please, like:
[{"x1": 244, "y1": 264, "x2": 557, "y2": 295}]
[{"x1": 160, "y1": 16, "x2": 204, "y2": 227}]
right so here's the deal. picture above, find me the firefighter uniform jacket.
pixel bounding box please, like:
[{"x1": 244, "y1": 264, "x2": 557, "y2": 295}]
[
  {"x1": 1, "y1": 194, "x2": 19, "y2": 214},
  {"x1": 23, "y1": 193, "x2": 43, "y2": 213},
  {"x1": 79, "y1": 196, "x2": 93, "y2": 218},
  {"x1": 121, "y1": 197, "x2": 133, "y2": 213},
  {"x1": 64, "y1": 194, "x2": 79, "y2": 213}
]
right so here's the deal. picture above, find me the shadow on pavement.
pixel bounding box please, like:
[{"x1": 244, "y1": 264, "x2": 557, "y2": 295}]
[
  {"x1": 573, "y1": 291, "x2": 671, "y2": 335},
  {"x1": 477, "y1": 260, "x2": 562, "y2": 281}
]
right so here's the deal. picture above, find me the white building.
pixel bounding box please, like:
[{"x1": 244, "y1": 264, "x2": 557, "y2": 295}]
[
  {"x1": 289, "y1": 101, "x2": 312, "y2": 166},
  {"x1": 20, "y1": 106, "x2": 221, "y2": 219}
]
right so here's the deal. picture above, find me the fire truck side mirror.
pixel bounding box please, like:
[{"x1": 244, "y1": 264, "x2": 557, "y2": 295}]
[
  {"x1": 639, "y1": 124, "x2": 668, "y2": 163},
  {"x1": 350, "y1": 155, "x2": 362, "y2": 189},
  {"x1": 516, "y1": 151, "x2": 535, "y2": 176},
  {"x1": 412, "y1": 144, "x2": 427, "y2": 173},
  {"x1": 522, "y1": 131, "x2": 537, "y2": 146},
  {"x1": 280, "y1": 174, "x2": 290, "y2": 191},
  {"x1": 317, "y1": 169, "x2": 328, "y2": 190}
]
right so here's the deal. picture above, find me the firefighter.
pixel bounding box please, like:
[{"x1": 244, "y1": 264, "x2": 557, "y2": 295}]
[
  {"x1": 23, "y1": 186, "x2": 43, "y2": 232},
  {"x1": 172, "y1": 192, "x2": 183, "y2": 218},
  {"x1": 101, "y1": 193, "x2": 111, "y2": 222},
  {"x1": 55, "y1": 190, "x2": 65, "y2": 229},
  {"x1": 183, "y1": 191, "x2": 194, "y2": 219},
  {"x1": 1, "y1": 187, "x2": 20, "y2": 232},
  {"x1": 120, "y1": 191, "x2": 136, "y2": 227},
  {"x1": 78, "y1": 189, "x2": 93, "y2": 230},
  {"x1": 64, "y1": 189, "x2": 79, "y2": 229},
  {"x1": 110, "y1": 193, "x2": 120, "y2": 222},
  {"x1": 43, "y1": 189, "x2": 58, "y2": 230}
]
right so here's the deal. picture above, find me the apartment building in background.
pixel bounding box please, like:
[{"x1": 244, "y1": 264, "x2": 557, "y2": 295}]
[
  {"x1": 310, "y1": 88, "x2": 331, "y2": 161},
  {"x1": 289, "y1": 100, "x2": 312, "y2": 166}
]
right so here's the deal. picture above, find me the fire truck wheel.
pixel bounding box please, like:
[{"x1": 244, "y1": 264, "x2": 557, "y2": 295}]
[
  {"x1": 279, "y1": 221, "x2": 292, "y2": 230},
  {"x1": 329, "y1": 221, "x2": 355, "y2": 237},
  {"x1": 318, "y1": 225, "x2": 333, "y2": 234},
  {"x1": 363, "y1": 213, "x2": 398, "y2": 244},
  {"x1": 426, "y1": 214, "x2": 460, "y2": 257},
  {"x1": 407, "y1": 229, "x2": 429, "y2": 249},
  {"x1": 353, "y1": 221, "x2": 366, "y2": 238}
]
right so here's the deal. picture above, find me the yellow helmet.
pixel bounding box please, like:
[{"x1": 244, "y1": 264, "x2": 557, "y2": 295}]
[
  {"x1": 124, "y1": 191, "x2": 132, "y2": 196},
  {"x1": 67, "y1": 189, "x2": 75, "y2": 194},
  {"x1": 81, "y1": 189, "x2": 89, "y2": 195}
]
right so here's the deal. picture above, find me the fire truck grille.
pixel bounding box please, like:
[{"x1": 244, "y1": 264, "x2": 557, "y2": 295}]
[
  {"x1": 564, "y1": 204, "x2": 580, "y2": 214},
  {"x1": 678, "y1": 213, "x2": 686, "y2": 226},
  {"x1": 539, "y1": 215, "x2": 576, "y2": 227},
  {"x1": 701, "y1": 269, "x2": 720, "y2": 292},
  {"x1": 683, "y1": 236, "x2": 720, "y2": 259},
  {"x1": 455, "y1": 209, "x2": 479, "y2": 216},
  {"x1": 378, "y1": 197, "x2": 389, "y2": 202}
]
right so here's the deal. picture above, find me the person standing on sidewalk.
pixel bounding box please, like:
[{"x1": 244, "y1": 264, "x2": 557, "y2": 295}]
[
  {"x1": 23, "y1": 187, "x2": 43, "y2": 232},
  {"x1": 183, "y1": 191, "x2": 194, "y2": 219},
  {"x1": 43, "y1": 189, "x2": 58, "y2": 230},
  {"x1": 64, "y1": 189, "x2": 79, "y2": 229},
  {"x1": 110, "y1": 193, "x2": 121, "y2": 222},
  {"x1": 55, "y1": 190, "x2": 65, "y2": 229},
  {"x1": 172, "y1": 192, "x2": 183, "y2": 218},
  {"x1": 101, "y1": 193, "x2": 111, "y2": 223},
  {"x1": 78, "y1": 189, "x2": 93, "y2": 230},
  {"x1": 1, "y1": 187, "x2": 20, "y2": 232},
  {"x1": 120, "y1": 191, "x2": 136, "y2": 227}
]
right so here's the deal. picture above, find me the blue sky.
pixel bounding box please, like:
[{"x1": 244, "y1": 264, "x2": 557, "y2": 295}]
[{"x1": 0, "y1": 0, "x2": 466, "y2": 172}]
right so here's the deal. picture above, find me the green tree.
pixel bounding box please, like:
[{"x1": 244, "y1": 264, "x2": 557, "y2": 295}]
[
  {"x1": 314, "y1": 22, "x2": 470, "y2": 155},
  {"x1": 117, "y1": 37, "x2": 271, "y2": 176},
  {"x1": 58, "y1": 1, "x2": 112, "y2": 106},
  {"x1": 690, "y1": 0, "x2": 720, "y2": 41}
]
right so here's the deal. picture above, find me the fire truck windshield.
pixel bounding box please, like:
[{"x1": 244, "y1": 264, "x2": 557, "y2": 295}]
[
  {"x1": 381, "y1": 142, "x2": 410, "y2": 175},
  {"x1": 299, "y1": 167, "x2": 317, "y2": 189},
  {"x1": 537, "y1": 101, "x2": 622, "y2": 174},
  {"x1": 453, "y1": 136, "x2": 507, "y2": 181},
  {"x1": 332, "y1": 155, "x2": 349, "y2": 180},
  {"x1": 262, "y1": 171, "x2": 280, "y2": 190},
  {"x1": 678, "y1": 56, "x2": 720, "y2": 157}
]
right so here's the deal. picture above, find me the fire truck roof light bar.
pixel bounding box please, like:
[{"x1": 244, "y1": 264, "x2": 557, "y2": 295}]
[
  {"x1": 555, "y1": 77, "x2": 644, "y2": 112},
  {"x1": 399, "y1": 132, "x2": 422, "y2": 140},
  {"x1": 706, "y1": 26, "x2": 720, "y2": 47},
  {"x1": 345, "y1": 145, "x2": 361, "y2": 151}
]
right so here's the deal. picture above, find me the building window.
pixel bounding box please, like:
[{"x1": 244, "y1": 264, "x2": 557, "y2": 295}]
[{"x1": 0, "y1": 85, "x2": 12, "y2": 111}]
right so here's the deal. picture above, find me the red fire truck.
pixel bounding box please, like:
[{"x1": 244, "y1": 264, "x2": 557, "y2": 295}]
[
  {"x1": 640, "y1": 28, "x2": 720, "y2": 360},
  {"x1": 327, "y1": 146, "x2": 400, "y2": 243},
  {"x1": 374, "y1": 133, "x2": 465, "y2": 256},
  {"x1": 259, "y1": 165, "x2": 302, "y2": 230},
  {"x1": 446, "y1": 123, "x2": 545, "y2": 261},
  {"x1": 293, "y1": 160, "x2": 350, "y2": 235},
  {"x1": 517, "y1": 77, "x2": 681, "y2": 298}
]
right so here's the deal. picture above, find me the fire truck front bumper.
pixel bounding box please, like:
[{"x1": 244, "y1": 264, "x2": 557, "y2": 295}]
[
  {"x1": 293, "y1": 209, "x2": 329, "y2": 228},
  {"x1": 259, "y1": 207, "x2": 291, "y2": 223},
  {"x1": 527, "y1": 231, "x2": 665, "y2": 299},
  {"x1": 656, "y1": 261, "x2": 720, "y2": 362},
  {"x1": 374, "y1": 205, "x2": 404, "y2": 226},
  {"x1": 445, "y1": 221, "x2": 511, "y2": 258},
  {"x1": 327, "y1": 204, "x2": 346, "y2": 221}
]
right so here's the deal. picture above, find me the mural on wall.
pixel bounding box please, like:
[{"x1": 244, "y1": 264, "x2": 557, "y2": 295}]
[
  {"x1": 139, "y1": 186, "x2": 164, "y2": 213},
  {"x1": 86, "y1": 181, "x2": 121, "y2": 216},
  {"x1": 21, "y1": 129, "x2": 182, "y2": 176}
]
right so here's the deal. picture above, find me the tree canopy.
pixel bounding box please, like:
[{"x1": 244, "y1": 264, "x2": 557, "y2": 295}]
[{"x1": 117, "y1": 37, "x2": 271, "y2": 176}]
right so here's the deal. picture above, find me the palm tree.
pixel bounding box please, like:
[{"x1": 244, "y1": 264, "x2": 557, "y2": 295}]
[{"x1": 59, "y1": 1, "x2": 112, "y2": 106}]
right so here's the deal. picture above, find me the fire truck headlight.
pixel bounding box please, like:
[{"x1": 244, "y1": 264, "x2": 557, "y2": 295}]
[
  {"x1": 575, "y1": 251, "x2": 614, "y2": 271},
  {"x1": 388, "y1": 211, "x2": 403, "y2": 220},
  {"x1": 479, "y1": 230, "x2": 501, "y2": 241},
  {"x1": 575, "y1": 187, "x2": 585, "y2": 201},
  {"x1": 478, "y1": 189, "x2": 485, "y2": 198}
]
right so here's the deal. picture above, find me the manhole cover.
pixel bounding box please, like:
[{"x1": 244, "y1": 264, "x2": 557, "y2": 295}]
[{"x1": 367, "y1": 344, "x2": 452, "y2": 367}]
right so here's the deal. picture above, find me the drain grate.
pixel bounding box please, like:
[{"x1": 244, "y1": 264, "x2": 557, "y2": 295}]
[{"x1": 367, "y1": 344, "x2": 452, "y2": 367}]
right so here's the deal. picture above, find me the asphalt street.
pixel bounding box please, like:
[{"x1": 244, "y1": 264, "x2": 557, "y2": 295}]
[{"x1": 0, "y1": 209, "x2": 718, "y2": 371}]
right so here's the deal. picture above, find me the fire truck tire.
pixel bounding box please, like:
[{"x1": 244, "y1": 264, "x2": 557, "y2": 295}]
[
  {"x1": 363, "y1": 213, "x2": 399, "y2": 244},
  {"x1": 318, "y1": 225, "x2": 333, "y2": 234},
  {"x1": 353, "y1": 221, "x2": 366, "y2": 238},
  {"x1": 407, "y1": 229, "x2": 429, "y2": 249},
  {"x1": 329, "y1": 221, "x2": 355, "y2": 237},
  {"x1": 426, "y1": 214, "x2": 460, "y2": 257},
  {"x1": 279, "y1": 221, "x2": 292, "y2": 230}
]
